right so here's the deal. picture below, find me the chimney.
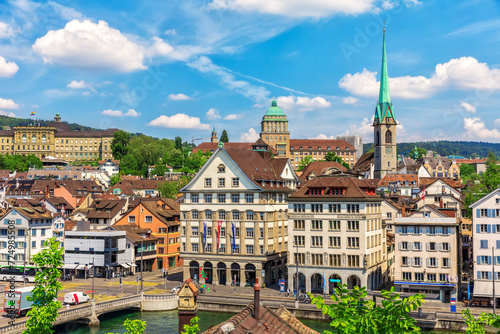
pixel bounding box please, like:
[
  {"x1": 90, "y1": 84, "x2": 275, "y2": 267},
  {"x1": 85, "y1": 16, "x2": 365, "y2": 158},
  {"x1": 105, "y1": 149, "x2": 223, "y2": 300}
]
[
  {"x1": 401, "y1": 203, "x2": 406, "y2": 217},
  {"x1": 253, "y1": 278, "x2": 260, "y2": 321}
]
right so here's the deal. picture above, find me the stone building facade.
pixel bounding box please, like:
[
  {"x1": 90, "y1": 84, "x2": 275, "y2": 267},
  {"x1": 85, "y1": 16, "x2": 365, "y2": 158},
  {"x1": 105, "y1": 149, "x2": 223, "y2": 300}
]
[
  {"x1": 287, "y1": 176, "x2": 387, "y2": 294},
  {"x1": 0, "y1": 113, "x2": 117, "y2": 161}
]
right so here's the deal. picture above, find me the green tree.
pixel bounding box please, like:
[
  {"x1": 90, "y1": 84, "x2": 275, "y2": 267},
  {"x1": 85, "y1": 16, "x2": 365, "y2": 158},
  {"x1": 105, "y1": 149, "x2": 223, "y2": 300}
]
[
  {"x1": 297, "y1": 156, "x2": 313, "y2": 171},
  {"x1": 324, "y1": 152, "x2": 350, "y2": 169},
  {"x1": 220, "y1": 130, "x2": 229, "y2": 143},
  {"x1": 157, "y1": 176, "x2": 192, "y2": 199},
  {"x1": 310, "y1": 284, "x2": 424, "y2": 334},
  {"x1": 110, "y1": 174, "x2": 122, "y2": 187},
  {"x1": 111, "y1": 130, "x2": 131, "y2": 160},
  {"x1": 24, "y1": 238, "x2": 64, "y2": 334},
  {"x1": 181, "y1": 317, "x2": 200, "y2": 334},
  {"x1": 462, "y1": 309, "x2": 486, "y2": 334},
  {"x1": 107, "y1": 319, "x2": 147, "y2": 334},
  {"x1": 175, "y1": 136, "x2": 183, "y2": 150},
  {"x1": 150, "y1": 164, "x2": 166, "y2": 177},
  {"x1": 120, "y1": 154, "x2": 139, "y2": 175}
]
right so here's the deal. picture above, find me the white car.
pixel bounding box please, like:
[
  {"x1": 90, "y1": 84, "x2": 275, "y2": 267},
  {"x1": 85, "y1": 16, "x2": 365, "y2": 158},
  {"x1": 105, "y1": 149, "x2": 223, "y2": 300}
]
[
  {"x1": 171, "y1": 286, "x2": 181, "y2": 294},
  {"x1": 64, "y1": 292, "x2": 90, "y2": 305}
]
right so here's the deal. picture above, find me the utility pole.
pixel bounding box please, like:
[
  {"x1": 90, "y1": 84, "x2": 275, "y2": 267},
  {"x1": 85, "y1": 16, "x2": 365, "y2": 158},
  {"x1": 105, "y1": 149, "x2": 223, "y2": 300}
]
[{"x1": 295, "y1": 241, "x2": 299, "y2": 309}]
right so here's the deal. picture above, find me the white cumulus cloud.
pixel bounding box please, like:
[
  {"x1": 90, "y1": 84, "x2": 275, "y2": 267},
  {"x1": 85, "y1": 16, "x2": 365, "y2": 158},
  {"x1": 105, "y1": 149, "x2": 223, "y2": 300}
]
[
  {"x1": 0, "y1": 98, "x2": 19, "y2": 110},
  {"x1": 101, "y1": 109, "x2": 141, "y2": 117},
  {"x1": 168, "y1": 93, "x2": 192, "y2": 101},
  {"x1": 223, "y1": 114, "x2": 243, "y2": 120},
  {"x1": 339, "y1": 57, "x2": 500, "y2": 99},
  {"x1": 240, "y1": 128, "x2": 259, "y2": 142},
  {"x1": 147, "y1": 114, "x2": 210, "y2": 129},
  {"x1": 209, "y1": 0, "x2": 375, "y2": 18},
  {"x1": 67, "y1": 80, "x2": 87, "y2": 89},
  {"x1": 0, "y1": 22, "x2": 15, "y2": 38},
  {"x1": 206, "y1": 108, "x2": 221, "y2": 120},
  {"x1": 463, "y1": 117, "x2": 500, "y2": 141},
  {"x1": 0, "y1": 110, "x2": 17, "y2": 117},
  {"x1": 275, "y1": 96, "x2": 331, "y2": 112},
  {"x1": 145, "y1": 36, "x2": 174, "y2": 57},
  {"x1": 460, "y1": 101, "x2": 476, "y2": 113},
  {"x1": 310, "y1": 134, "x2": 334, "y2": 139},
  {"x1": 33, "y1": 19, "x2": 146, "y2": 72},
  {"x1": 342, "y1": 96, "x2": 360, "y2": 105},
  {"x1": 0, "y1": 56, "x2": 19, "y2": 77}
]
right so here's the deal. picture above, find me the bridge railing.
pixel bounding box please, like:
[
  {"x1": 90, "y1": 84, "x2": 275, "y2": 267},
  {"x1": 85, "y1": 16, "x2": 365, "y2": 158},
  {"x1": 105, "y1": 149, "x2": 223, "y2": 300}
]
[
  {"x1": 144, "y1": 294, "x2": 177, "y2": 301},
  {"x1": 55, "y1": 305, "x2": 93, "y2": 322},
  {"x1": 95, "y1": 295, "x2": 141, "y2": 312}
]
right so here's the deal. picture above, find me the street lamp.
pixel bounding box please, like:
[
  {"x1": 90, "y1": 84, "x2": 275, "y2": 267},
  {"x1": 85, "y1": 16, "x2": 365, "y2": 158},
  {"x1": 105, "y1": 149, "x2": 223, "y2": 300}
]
[{"x1": 295, "y1": 240, "x2": 299, "y2": 309}]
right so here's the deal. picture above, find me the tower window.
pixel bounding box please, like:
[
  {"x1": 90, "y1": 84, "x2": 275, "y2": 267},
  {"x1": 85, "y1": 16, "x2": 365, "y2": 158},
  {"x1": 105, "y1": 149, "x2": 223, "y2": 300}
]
[
  {"x1": 385, "y1": 130, "x2": 392, "y2": 144},
  {"x1": 376, "y1": 131, "x2": 380, "y2": 146}
]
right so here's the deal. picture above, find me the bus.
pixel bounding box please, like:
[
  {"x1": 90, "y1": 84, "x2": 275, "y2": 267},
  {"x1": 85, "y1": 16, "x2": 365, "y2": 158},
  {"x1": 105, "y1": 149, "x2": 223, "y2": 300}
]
[{"x1": 0, "y1": 266, "x2": 37, "y2": 283}]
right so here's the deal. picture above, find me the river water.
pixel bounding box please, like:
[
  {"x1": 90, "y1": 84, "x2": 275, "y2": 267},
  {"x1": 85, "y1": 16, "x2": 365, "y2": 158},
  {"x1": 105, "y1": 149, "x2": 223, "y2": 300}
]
[{"x1": 52, "y1": 310, "x2": 458, "y2": 333}]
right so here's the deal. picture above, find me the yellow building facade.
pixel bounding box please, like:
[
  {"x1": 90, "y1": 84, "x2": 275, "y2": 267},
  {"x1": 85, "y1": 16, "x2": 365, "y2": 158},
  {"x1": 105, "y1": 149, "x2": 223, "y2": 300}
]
[{"x1": 0, "y1": 114, "x2": 117, "y2": 162}]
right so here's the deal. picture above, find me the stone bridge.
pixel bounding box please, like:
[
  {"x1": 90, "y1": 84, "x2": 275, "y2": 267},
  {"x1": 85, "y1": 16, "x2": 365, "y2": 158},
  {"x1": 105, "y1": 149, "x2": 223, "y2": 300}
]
[{"x1": 0, "y1": 294, "x2": 178, "y2": 334}]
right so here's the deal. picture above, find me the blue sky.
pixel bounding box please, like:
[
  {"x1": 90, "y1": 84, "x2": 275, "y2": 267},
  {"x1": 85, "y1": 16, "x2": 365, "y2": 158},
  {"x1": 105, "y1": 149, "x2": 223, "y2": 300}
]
[{"x1": 1, "y1": 0, "x2": 500, "y2": 144}]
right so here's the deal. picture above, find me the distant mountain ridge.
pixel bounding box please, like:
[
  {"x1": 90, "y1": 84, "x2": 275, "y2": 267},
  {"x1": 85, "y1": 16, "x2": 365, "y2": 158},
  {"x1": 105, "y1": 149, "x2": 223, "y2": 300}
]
[
  {"x1": 0, "y1": 115, "x2": 97, "y2": 132},
  {"x1": 363, "y1": 141, "x2": 500, "y2": 159}
]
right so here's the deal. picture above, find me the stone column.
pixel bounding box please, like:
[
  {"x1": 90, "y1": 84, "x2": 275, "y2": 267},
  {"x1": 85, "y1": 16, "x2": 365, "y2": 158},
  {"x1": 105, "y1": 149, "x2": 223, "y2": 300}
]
[
  {"x1": 226, "y1": 267, "x2": 232, "y2": 286},
  {"x1": 182, "y1": 264, "x2": 190, "y2": 281},
  {"x1": 240, "y1": 266, "x2": 246, "y2": 287},
  {"x1": 88, "y1": 300, "x2": 100, "y2": 327},
  {"x1": 305, "y1": 273, "x2": 311, "y2": 294},
  {"x1": 213, "y1": 265, "x2": 218, "y2": 285}
]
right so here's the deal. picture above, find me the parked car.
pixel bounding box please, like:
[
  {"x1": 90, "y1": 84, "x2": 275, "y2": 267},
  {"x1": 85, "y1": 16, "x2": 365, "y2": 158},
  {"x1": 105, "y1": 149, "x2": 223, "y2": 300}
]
[
  {"x1": 64, "y1": 292, "x2": 90, "y2": 305},
  {"x1": 171, "y1": 286, "x2": 181, "y2": 294}
]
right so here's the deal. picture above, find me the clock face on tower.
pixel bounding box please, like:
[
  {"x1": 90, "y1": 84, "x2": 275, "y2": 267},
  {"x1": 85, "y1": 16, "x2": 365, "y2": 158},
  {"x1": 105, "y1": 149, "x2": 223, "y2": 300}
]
[{"x1": 385, "y1": 147, "x2": 392, "y2": 154}]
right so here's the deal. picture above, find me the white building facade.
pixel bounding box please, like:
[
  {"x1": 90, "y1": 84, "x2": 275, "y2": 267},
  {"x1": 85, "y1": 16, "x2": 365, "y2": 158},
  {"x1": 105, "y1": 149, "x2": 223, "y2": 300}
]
[
  {"x1": 180, "y1": 145, "x2": 298, "y2": 287},
  {"x1": 394, "y1": 215, "x2": 459, "y2": 302}
]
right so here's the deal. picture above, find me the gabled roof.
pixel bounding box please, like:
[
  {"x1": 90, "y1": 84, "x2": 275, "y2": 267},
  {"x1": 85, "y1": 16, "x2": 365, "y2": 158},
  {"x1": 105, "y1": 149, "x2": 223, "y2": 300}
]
[
  {"x1": 378, "y1": 174, "x2": 418, "y2": 187},
  {"x1": 353, "y1": 152, "x2": 374, "y2": 172},
  {"x1": 290, "y1": 176, "x2": 380, "y2": 199},
  {"x1": 470, "y1": 188, "x2": 500, "y2": 209},
  {"x1": 203, "y1": 303, "x2": 318, "y2": 334},
  {"x1": 419, "y1": 177, "x2": 463, "y2": 189},
  {"x1": 111, "y1": 225, "x2": 158, "y2": 243},
  {"x1": 86, "y1": 199, "x2": 127, "y2": 219},
  {"x1": 45, "y1": 197, "x2": 75, "y2": 210}
]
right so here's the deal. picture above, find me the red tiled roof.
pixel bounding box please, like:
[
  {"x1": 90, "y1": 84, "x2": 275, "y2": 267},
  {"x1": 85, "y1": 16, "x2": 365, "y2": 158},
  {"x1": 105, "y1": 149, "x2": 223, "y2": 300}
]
[
  {"x1": 378, "y1": 174, "x2": 419, "y2": 187},
  {"x1": 290, "y1": 176, "x2": 380, "y2": 199}
]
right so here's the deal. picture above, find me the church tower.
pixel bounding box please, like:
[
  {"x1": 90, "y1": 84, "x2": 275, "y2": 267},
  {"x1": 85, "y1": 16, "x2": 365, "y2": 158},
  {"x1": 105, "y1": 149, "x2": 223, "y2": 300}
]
[
  {"x1": 260, "y1": 100, "x2": 290, "y2": 158},
  {"x1": 211, "y1": 127, "x2": 218, "y2": 143},
  {"x1": 373, "y1": 28, "x2": 397, "y2": 179}
]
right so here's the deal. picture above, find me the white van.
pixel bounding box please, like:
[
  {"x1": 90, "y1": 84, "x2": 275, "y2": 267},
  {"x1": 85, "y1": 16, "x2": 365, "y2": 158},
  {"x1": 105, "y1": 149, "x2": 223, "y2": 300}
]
[{"x1": 64, "y1": 292, "x2": 90, "y2": 305}]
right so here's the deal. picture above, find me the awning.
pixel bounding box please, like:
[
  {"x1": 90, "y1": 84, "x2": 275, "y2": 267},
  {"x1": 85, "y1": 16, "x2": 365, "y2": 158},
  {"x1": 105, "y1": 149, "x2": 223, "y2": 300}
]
[
  {"x1": 473, "y1": 281, "x2": 500, "y2": 297},
  {"x1": 61, "y1": 264, "x2": 78, "y2": 270},
  {"x1": 120, "y1": 263, "x2": 130, "y2": 269},
  {"x1": 129, "y1": 263, "x2": 137, "y2": 267}
]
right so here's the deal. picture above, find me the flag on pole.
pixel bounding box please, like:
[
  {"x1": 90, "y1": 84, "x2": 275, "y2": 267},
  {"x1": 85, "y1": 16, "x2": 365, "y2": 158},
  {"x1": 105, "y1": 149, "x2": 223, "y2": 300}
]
[
  {"x1": 203, "y1": 221, "x2": 207, "y2": 251},
  {"x1": 231, "y1": 222, "x2": 236, "y2": 253},
  {"x1": 30, "y1": 111, "x2": 36, "y2": 116},
  {"x1": 217, "y1": 221, "x2": 223, "y2": 250},
  {"x1": 421, "y1": 187, "x2": 426, "y2": 200},
  {"x1": 200, "y1": 268, "x2": 207, "y2": 279}
]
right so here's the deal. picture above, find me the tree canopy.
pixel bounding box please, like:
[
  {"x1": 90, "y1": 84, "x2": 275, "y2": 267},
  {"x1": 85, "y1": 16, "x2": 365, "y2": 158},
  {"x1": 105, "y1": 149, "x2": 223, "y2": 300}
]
[
  {"x1": 324, "y1": 152, "x2": 350, "y2": 169},
  {"x1": 220, "y1": 130, "x2": 229, "y2": 143},
  {"x1": 297, "y1": 156, "x2": 313, "y2": 171},
  {"x1": 0, "y1": 154, "x2": 43, "y2": 172}
]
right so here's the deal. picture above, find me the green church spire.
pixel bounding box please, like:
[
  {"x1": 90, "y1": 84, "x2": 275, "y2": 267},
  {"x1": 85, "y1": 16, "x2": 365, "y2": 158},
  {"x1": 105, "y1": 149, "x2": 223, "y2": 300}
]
[{"x1": 375, "y1": 27, "x2": 395, "y2": 122}]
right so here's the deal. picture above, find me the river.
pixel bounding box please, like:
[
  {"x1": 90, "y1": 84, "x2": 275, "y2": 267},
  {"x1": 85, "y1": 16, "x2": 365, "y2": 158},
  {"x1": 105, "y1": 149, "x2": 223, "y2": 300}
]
[{"x1": 53, "y1": 310, "x2": 459, "y2": 333}]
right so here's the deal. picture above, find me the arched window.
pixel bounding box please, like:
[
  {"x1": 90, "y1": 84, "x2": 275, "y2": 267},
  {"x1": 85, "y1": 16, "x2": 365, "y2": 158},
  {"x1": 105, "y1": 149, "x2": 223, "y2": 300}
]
[
  {"x1": 375, "y1": 131, "x2": 380, "y2": 146},
  {"x1": 385, "y1": 130, "x2": 392, "y2": 144},
  {"x1": 32, "y1": 135, "x2": 36, "y2": 143},
  {"x1": 22, "y1": 134, "x2": 27, "y2": 143},
  {"x1": 41, "y1": 135, "x2": 46, "y2": 143}
]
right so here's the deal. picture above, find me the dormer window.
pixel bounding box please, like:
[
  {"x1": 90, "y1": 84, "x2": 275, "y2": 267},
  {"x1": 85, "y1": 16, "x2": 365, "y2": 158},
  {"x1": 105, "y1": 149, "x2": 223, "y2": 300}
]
[{"x1": 218, "y1": 164, "x2": 225, "y2": 173}]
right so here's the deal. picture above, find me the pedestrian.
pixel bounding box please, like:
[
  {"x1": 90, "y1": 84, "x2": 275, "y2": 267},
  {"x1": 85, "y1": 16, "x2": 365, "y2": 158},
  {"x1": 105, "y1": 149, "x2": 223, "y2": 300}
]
[
  {"x1": 66, "y1": 304, "x2": 69, "y2": 310},
  {"x1": 286, "y1": 288, "x2": 290, "y2": 297}
]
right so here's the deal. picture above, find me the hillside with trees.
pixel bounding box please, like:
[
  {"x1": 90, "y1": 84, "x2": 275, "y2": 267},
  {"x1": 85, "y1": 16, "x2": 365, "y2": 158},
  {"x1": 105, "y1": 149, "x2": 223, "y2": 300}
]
[
  {"x1": 363, "y1": 141, "x2": 500, "y2": 158},
  {"x1": 0, "y1": 115, "x2": 96, "y2": 131}
]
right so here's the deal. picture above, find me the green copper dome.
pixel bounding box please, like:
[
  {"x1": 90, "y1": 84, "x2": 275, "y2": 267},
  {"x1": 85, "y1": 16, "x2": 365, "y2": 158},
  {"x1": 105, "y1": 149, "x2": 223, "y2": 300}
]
[{"x1": 264, "y1": 100, "x2": 286, "y2": 117}]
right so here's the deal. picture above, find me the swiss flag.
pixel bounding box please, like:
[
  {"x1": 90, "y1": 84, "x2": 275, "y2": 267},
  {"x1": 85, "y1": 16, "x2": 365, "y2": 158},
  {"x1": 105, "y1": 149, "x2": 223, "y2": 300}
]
[{"x1": 421, "y1": 187, "x2": 426, "y2": 200}]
